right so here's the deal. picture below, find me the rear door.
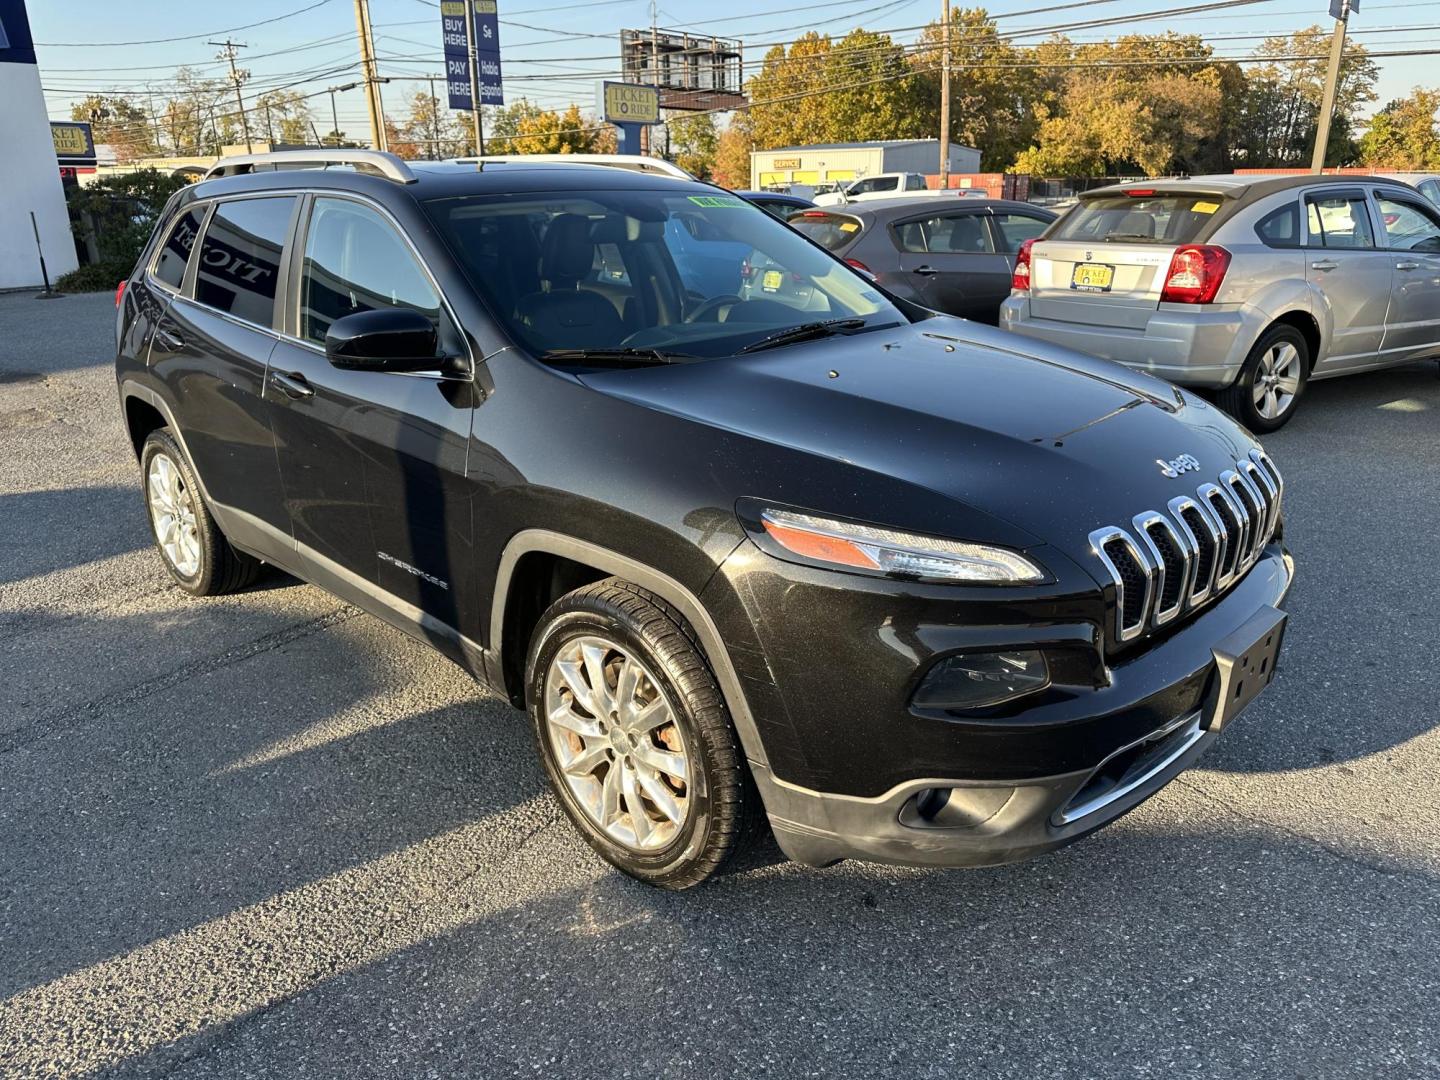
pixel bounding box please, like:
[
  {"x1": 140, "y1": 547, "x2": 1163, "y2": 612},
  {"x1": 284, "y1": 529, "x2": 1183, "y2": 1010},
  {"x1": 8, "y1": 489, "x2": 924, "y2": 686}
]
[
  {"x1": 1370, "y1": 186, "x2": 1440, "y2": 363},
  {"x1": 1301, "y1": 188, "x2": 1392, "y2": 373},
  {"x1": 266, "y1": 194, "x2": 478, "y2": 647},
  {"x1": 890, "y1": 209, "x2": 1012, "y2": 322},
  {"x1": 146, "y1": 194, "x2": 297, "y2": 563},
  {"x1": 1026, "y1": 191, "x2": 1227, "y2": 329}
]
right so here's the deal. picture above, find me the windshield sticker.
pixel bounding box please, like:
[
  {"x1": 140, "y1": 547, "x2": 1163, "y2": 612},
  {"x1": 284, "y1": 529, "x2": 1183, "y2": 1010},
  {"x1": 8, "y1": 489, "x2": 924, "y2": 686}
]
[
  {"x1": 839, "y1": 221, "x2": 860, "y2": 232},
  {"x1": 687, "y1": 195, "x2": 747, "y2": 208},
  {"x1": 1192, "y1": 200, "x2": 1220, "y2": 214}
]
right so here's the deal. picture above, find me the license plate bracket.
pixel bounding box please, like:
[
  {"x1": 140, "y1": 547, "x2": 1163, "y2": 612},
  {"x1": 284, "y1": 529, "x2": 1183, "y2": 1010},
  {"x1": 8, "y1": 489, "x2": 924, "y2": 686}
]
[
  {"x1": 1205, "y1": 606, "x2": 1287, "y2": 732},
  {"x1": 1070, "y1": 262, "x2": 1115, "y2": 292}
]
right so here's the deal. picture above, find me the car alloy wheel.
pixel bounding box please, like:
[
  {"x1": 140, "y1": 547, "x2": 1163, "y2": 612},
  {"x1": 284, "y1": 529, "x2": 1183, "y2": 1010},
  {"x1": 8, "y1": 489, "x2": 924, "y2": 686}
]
[
  {"x1": 1251, "y1": 340, "x2": 1302, "y2": 421},
  {"x1": 147, "y1": 451, "x2": 202, "y2": 578},
  {"x1": 542, "y1": 633, "x2": 691, "y2": 851}
]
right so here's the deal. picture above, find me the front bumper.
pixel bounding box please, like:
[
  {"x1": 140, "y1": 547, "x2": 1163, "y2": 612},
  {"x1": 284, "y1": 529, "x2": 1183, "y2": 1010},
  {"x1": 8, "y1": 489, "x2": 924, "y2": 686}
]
[
  {"x1": 998, "y1": 297, "x2": 1260, "y2": 389},
  {"x1": 722, "y1": 544, "x2": 1293, "y2": 869}
]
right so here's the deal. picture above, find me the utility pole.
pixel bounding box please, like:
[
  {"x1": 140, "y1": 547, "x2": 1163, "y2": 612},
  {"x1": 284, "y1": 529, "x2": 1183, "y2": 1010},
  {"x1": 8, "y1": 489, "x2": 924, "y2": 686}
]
[
  {"x1": 1311, "y1": 0, "x2": 1356, "y2": 173},
  {"x1": 648, "y1": 0, "x2": 660, "y2": 157},
  {"x1": 326, "y1": 82, "x2": 359, "y2": 147},
  {"x1": 427, "y1": 72, "x2": 442, "y2": 158},
  {"x1": 353, "y1": 0, "x2": 388, "y2": 151},
  {"x1": 263, "y1": 100, "x2": 275, "y2": 146},
  {"x1": 465, "y1": 3, "x2": 485, "y2": 155},
  {"x1": 211, "y1": 39, "x2": 252, "y2": 153},
  {"x1": 938, "y1": 0, "x2": 951, "y2": 189}
]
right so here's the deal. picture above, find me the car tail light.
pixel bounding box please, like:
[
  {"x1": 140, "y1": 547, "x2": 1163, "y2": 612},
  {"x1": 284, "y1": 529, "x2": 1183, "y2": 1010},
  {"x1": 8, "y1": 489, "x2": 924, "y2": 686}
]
[
  {"x1": 1011, "y1": 238, "x2": 1035, "y2": 293},
  {"x1": 1124, "y1": 188, "x2": 1156, "y2": 197},
  {"x1": 845, "y1": 258, "x2": 874, "y2": 279},
  {"x1": 1160, "y1": 245, "x2": 1230, "y2": 304},
  {"x1": 115, "y1": 280, "x2": 127, "y2": 307}
]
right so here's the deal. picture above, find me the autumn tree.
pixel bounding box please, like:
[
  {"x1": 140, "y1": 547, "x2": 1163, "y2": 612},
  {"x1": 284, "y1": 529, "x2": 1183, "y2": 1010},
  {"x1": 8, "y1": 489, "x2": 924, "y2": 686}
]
[
  {"x1": 1358, "y1": 87, "x2": 1440, "y2": 169},
  {"x1": 487, "y1": 101, "x2": 605, "y2": 154},
  {"x1": 711, "y1": 116, "x2": 754, "y2": 188},
  {"x1": 400, "y1": 90, "x2": 471, "y2": 158},
  {"x1": 255, "y1": 90, "x2": 314, "y2": 145},
  {"x1": 70, "y1": 94, "x2": 156, "y2": 162}
]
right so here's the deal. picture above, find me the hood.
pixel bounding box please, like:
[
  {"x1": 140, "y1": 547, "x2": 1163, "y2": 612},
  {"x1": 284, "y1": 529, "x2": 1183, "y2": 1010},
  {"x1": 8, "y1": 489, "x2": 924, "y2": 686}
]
[{"x1": 578, "y1": 318, "x2": 1260, "y2": 552}]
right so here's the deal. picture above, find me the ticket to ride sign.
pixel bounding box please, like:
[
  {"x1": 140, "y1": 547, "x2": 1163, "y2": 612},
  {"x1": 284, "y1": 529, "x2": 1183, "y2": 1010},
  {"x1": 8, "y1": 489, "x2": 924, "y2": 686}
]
[
  {"x1": 50, "y1": 122, "x2": 96, "y2": 165},
  {"x1": 602, "y1": 82, "x2": 660, "y2": 125}
]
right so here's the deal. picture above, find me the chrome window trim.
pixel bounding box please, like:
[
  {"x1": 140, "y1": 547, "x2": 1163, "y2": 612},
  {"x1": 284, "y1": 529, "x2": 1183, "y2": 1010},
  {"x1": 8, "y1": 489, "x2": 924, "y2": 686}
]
[
  {"x1": 167, "y1": 186, "x2": 475, "y2": 382},
  {"x1": 1089, "y1": 526, "x2": 1153, "y2": 643},
  {"x1": 1167, "y1": 494, "x2": 1217, "y2": 607}
]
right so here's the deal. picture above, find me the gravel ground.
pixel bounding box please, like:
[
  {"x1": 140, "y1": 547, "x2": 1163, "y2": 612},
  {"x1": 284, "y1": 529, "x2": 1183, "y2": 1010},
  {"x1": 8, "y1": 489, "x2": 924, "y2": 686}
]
[{"x1": 1, "y1": 289, "x2": 1437, "y2": 1079}]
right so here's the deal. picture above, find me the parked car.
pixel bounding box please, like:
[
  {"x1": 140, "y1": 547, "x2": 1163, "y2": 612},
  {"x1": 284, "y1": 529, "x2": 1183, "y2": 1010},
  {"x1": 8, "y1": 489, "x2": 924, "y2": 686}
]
[
  {"x1": 1378, "y1": 172, "x2": 1440, "y2": 207},
  {"x1": 115, "y1": 150, "x2": 1293, "y2": 889},
  {"x1": 787, "y1": 198, "x2": 1056, "y2": 323},
  {"x1": 813, "y1": 172, "x2": 967, "y2": 206},
  {"x1": 1001, "y1": 174, "x2": 1440, "y2": 431},
  {"x1": 735, "y1": 190, "x2": 815, "y2": 221}
]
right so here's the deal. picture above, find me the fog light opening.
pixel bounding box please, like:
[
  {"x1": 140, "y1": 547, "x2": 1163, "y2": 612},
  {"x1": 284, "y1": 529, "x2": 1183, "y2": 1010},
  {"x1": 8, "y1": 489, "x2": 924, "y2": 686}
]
[{"x1": 901, "y1": 785, "x2": 1016, "y2": 830}]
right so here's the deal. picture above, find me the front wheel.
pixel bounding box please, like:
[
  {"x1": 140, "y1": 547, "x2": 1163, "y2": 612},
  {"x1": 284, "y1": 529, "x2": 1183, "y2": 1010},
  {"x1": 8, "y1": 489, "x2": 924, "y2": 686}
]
[
  {"x1": 1217, "y1": 325, "x2": 1309, "y2": 432},
  {"x1": 527, "y1": 579, "x2": 763, "y2": 889}
]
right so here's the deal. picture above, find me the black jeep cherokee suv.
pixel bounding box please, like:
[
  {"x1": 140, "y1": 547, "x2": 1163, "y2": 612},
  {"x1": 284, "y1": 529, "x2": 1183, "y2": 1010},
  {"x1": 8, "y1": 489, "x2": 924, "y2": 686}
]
[{"x1": 114, "y1": 151, "x2": 1293, "y2": 888}]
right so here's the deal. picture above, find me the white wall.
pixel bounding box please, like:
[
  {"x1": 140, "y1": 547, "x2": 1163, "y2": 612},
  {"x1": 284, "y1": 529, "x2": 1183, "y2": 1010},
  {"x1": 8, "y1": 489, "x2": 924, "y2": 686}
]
[{"x1": 0, "y1": 60, "x2": 78, "y2": 289}]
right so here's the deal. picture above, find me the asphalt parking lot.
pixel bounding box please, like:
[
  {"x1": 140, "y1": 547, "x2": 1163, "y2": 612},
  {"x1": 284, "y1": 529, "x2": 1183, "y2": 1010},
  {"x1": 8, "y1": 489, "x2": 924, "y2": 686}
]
[{"x1": 1, "y1": 288, "x2": 1438, "y2": 1080}]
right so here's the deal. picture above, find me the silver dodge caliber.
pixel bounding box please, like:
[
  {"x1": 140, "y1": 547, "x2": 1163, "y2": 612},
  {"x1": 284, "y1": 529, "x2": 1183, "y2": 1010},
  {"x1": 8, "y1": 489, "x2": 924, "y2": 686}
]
[{"x1": 1000, "y1": 174, "x2": 1440, "y2": 430}]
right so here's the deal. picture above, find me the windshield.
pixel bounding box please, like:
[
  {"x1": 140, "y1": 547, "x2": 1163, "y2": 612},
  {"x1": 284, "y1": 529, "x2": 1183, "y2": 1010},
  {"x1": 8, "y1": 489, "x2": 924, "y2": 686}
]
[
  {"x1": 1050, "y1": 193, "x2": 1226, "y2": 245},
  {"x1": 425, "y1": 188, "x2": 902, "y2": 360}
]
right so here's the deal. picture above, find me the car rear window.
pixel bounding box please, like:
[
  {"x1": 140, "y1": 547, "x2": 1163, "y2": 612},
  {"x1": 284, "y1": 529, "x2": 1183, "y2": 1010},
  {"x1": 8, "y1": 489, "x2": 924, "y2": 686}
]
[
  {"x1": 1049, "y1": 193, "x2": 1227, "y2": 245},
  {"x1": 789, "y1": 211, "x2": 864, "y2": 251}
]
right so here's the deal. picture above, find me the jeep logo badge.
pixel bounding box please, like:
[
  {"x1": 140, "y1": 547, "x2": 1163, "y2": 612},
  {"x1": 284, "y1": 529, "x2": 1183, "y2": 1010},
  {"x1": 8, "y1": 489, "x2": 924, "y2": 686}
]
[{"x1": 1157, "y1": 453, "x2": 1201, "y2": 478}]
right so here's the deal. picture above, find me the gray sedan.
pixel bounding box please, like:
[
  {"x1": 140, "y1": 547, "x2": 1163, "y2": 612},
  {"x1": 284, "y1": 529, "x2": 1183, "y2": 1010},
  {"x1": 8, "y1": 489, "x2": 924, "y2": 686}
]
[
  {"x1": 785, "y1": 198, "x2": 1055, "y2": 324},
  {"x1": 1000, "y1": 174, "x2": 1440, "y2": 430}
]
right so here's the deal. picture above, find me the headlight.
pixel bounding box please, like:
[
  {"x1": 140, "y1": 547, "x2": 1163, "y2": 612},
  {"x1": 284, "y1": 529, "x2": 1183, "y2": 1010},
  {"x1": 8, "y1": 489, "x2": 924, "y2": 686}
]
[
  {"x1": 913, "y1": 650, "x2": 1051, "y2": 710},
  {"x1": 756, "y1": 508, "x2": 1046, "y2": 584}
]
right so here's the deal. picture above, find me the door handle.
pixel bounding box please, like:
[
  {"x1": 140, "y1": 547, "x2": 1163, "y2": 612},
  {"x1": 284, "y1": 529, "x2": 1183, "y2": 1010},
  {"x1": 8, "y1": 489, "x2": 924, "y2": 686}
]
[
  {"x1": 1309, "y1": 260, "x2": 1337, "y2": 271},
  {"x1": 269, "y1": 370, "x2": 314, "y2": 399},
  {"x1": 1395, "y1": 261, "x2": 1420, "y2": 270},
  {"x1": 153, "y1": 327, "x2": 185, "y2": 351},
  {"x1": 912, "y1": 265, "x2": 939, "y2": 276}
]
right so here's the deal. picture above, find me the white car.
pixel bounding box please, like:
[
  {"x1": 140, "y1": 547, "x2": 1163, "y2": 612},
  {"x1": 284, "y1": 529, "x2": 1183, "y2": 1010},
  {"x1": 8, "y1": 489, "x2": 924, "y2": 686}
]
[{"x1": 1379, "y1": 173, "x2": 1440, "y2": 208}]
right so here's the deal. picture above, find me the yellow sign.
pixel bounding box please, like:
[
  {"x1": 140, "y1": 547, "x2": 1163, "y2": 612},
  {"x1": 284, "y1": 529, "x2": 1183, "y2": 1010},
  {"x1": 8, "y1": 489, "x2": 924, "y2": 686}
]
[
  {"x1": 1192, "y1": 200, "x2": 1220, "y2": 214},
  {"x1": 771, "y1": 157, "x2": 801, "y2": 169},
  {"x1": 50, "y1": 124, "x2": 93, "y2": 159},
  {"x1": 1071, "y1": 263, "x2": 1115, "y2": 292},
  {"x1": 602, "y1": 82, "x2": 660, "y2": 124},
  {"x1": 439, "y1": 0, "x2": 467, "y2": 14}
]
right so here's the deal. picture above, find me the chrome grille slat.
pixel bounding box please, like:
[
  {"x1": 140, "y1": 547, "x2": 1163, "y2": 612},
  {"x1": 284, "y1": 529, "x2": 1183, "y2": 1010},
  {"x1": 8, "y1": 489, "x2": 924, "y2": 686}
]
[{"x1": 1089, "y1": 455, "x2": 1283, "y2": 646}]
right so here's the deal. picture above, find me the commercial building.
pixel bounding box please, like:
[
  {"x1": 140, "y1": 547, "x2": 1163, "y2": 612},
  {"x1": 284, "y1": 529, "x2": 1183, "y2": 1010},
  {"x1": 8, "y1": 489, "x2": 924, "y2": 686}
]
[{"x1": 750, "y1": 139, "x2": 980, "y2": 191}]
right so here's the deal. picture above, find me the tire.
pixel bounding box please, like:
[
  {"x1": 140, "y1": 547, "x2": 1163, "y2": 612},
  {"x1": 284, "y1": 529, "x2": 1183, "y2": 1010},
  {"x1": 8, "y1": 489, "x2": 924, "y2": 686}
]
[
  {"x1": 527, "y1": 578, "x2": 764, "y2": 889},
  {"x1": 140, "y1": 428, "x2": 262, "y2": 596},
  {"x1": 1217, "y1": 324, "x2": 1309, "y2": 433}
]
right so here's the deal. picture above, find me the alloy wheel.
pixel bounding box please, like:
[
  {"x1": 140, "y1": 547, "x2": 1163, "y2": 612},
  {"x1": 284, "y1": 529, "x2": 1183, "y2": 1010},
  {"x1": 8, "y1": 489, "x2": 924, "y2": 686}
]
[
  {"x1": 147, "y1": 452, "x2": 202, "y2": 578},
  {"x1": 1252, "y1": 341, "x2": 1302, "y2": 421},
  {"x1": 542, "y1": 634, "x2": 691, "y2": 851}
]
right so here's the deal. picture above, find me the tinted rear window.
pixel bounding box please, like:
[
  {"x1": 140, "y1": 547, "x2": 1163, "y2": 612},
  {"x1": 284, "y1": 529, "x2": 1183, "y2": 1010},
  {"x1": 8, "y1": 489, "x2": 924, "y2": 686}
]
[
  {"x1": 194, "y1": 196, "x2": 296, "y2": 326},
  {"x1": 788, "y1": 211, "x2": 863, "y2": 251},
  {"x1": 152, "y1": 207, "x2": 205, "y2": 290},
  {"x1": 1050, "y1": 193, "x2": 1227, "y2": 245}
]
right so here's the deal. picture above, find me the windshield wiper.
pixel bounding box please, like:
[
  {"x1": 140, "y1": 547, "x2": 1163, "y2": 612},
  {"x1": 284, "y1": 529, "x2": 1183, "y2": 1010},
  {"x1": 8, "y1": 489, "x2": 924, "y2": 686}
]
[
  {"x1": 736, "y1": 318, "x2": 871, "y2": 355},
  {"x1": 539, "y1": 347, "x2": 697, "y2": 366},
  {"x1": 1102, "y1": 233, "x2": 1158, "y2": 242}
]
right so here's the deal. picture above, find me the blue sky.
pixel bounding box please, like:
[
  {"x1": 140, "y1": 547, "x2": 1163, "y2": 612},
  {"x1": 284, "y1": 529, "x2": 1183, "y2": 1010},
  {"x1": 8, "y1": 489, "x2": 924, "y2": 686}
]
[{"x1": 29, "y1": 0, "x2": 1439, "y2": 140}]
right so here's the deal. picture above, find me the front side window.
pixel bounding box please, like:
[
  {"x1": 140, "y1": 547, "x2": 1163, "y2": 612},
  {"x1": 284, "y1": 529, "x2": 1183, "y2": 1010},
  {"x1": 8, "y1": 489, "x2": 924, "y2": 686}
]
[
  {"x1": 152, "y1": 206, "x2": 205, "y2": 290},
  {"x1": 1305, "y1": 195, "x2": 1374, "y2": 249},
  {"x1": 1373, "y1": 193, "x2": 1440, "y2": 251},
  {"x1": 193, "y1": 196, "x2": 296, "y2": 326},
  {"x1": 299, "y1": 198, "x2": 444, "y2": 348},
  {"x1": 894, "y1": 213, "x2": 994, "y2": 254},
  {"x1": 426, "y1": 189, "x2": 902, "y2": 359},
  {"x1": 1419, "y1": 179, "x2": 1440, "y2": 206}
]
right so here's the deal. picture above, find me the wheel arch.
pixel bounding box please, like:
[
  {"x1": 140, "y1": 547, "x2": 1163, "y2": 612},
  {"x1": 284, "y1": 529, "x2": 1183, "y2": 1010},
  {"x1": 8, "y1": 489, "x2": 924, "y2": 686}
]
[
  {"x1": 488, "y1": 530, "x2": 769, "y2": 770},
  {"x1": 119, "y1": 383, "x2": 217, "y2": 507},
  {"x1": 1264, "y1": 309, "x2": 1322, "y2": 371}
]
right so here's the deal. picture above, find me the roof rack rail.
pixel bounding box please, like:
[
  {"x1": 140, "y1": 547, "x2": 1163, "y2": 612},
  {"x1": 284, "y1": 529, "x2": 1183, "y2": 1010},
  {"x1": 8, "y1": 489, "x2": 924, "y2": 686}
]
[
  {"x1": 451, "y1": 153, "x2": 695, "y2": 180},
  {"x1": 203, "y1": 149, "x2": 417, "y2": 184}
]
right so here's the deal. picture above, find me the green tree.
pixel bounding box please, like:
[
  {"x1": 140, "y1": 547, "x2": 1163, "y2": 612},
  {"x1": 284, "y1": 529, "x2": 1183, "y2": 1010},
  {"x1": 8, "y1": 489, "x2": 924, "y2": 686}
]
[
  {"x1": 1235, "y1": 26, "x2": 1378, "y2": 166},
  {"x1": 254, "y1": 90, "x2": 313, "y2": 145},
  {"x1": 667, "y1": 112, "x2": 718, "y2": 178},
  {"x1": 711, "y1": 116, "x2": 753, "y2": 188},
  {"x1": 1358, "y1": 87, "x2": 1440, "y2": 169},
  {"x1": 401, "y1": 90, "x2": 470, "y2": 158}
]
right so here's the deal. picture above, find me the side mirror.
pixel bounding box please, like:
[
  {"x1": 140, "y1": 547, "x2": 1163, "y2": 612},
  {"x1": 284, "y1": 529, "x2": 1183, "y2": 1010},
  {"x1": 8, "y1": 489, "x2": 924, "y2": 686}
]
[{"x1": 324, "y1": 308, "x2": 440, "y2": 372}]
